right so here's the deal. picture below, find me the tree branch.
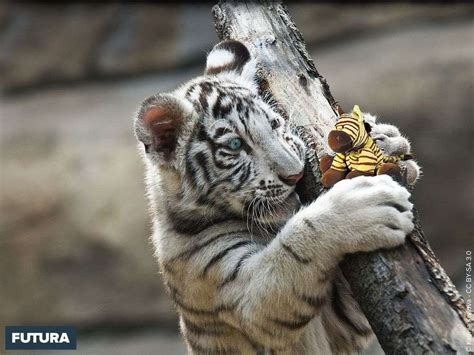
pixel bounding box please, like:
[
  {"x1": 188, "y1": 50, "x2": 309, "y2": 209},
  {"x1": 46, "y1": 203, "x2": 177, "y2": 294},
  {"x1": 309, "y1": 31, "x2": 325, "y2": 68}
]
[{"x1": 212, "y1": 1, "x2": 472, "y2": 353}]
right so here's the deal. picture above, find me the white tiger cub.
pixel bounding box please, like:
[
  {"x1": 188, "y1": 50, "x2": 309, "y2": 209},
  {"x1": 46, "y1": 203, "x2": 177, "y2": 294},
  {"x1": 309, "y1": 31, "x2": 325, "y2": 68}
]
[{"x1": 134, "y1": 41, "x2": 418, "y2": 354}]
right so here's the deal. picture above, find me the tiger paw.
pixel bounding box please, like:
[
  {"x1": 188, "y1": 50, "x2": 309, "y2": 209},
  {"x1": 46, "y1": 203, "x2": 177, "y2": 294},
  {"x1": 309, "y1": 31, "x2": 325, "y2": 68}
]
[
  {"x1": 365, "y1": 115, "x2": 421, "y2": 186},
  {"x1": 399, "y1": 160, "x2": 422, "y2": 187},
  {"x1": 314, "y1": 175, "x2": 414, "y2": 254}
]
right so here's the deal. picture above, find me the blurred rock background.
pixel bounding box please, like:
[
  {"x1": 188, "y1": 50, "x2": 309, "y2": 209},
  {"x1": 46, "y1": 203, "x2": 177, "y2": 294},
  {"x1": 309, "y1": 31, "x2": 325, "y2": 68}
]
[{"x1": 1, "y1": 3, "x2": 472, "y2": 354}]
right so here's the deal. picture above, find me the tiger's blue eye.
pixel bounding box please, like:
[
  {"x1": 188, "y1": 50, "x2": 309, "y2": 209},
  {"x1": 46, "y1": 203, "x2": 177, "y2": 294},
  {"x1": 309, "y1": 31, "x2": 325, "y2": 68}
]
[{"x1": 227, "y1": 137, "x2": 242, "y2": 150}]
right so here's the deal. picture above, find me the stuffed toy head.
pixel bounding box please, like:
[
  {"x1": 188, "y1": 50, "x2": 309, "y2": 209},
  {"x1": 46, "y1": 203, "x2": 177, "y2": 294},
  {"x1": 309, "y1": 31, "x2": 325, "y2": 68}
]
[
  {"x1": 320, "y1": 105, "x2": 407, "y2": 188},
  {"x1": 327, "y1": 105, "x2": 371, "y2": 153}
]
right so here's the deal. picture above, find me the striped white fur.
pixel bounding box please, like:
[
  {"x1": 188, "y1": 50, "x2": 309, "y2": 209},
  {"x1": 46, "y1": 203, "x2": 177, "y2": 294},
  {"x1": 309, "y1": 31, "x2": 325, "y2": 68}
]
[{"x1": 134, "y1": 41, "x2": 415, "y2": 354}]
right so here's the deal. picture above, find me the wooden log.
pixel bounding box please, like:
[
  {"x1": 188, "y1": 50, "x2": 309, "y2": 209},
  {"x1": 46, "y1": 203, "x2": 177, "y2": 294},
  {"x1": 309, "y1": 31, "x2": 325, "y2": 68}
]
[{"x1": 212, "y1": 1, "x2": 472, "y2": 353}]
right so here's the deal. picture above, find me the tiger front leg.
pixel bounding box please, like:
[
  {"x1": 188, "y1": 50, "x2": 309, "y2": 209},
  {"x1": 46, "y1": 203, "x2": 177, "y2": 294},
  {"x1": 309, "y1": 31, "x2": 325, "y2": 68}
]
[{"x1": 214, "y1": 175, "x2": 413, "y2": 352}]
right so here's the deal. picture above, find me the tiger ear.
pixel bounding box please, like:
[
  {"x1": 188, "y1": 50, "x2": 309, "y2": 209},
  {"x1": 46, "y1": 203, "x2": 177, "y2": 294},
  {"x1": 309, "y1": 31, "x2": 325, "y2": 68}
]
[
  {"x1": 134, "y1": 94, "x2": 189, "y2": 163},
  {"x1": 205, "y1": 40, "x2": 257, "y2": 85}
]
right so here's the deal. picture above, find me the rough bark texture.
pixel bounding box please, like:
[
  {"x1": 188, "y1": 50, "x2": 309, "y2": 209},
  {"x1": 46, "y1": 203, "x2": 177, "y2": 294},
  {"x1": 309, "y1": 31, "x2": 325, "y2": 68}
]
[{"x1": 212, "y1": 1, "x2": 472, "y2": 354}]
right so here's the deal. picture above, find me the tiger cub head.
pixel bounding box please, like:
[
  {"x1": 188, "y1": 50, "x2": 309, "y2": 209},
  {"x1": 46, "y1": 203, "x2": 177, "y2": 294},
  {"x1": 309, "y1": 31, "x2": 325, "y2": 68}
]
[{"x1": 134, "y1": 41, "x2": 306, "y2": 229}]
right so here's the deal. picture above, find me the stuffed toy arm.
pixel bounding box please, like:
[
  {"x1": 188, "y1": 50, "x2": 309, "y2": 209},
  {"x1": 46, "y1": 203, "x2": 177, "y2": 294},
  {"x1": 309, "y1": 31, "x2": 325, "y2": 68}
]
[{"x1": 363, "y1": 113, "x2": 421, "y2": 186}]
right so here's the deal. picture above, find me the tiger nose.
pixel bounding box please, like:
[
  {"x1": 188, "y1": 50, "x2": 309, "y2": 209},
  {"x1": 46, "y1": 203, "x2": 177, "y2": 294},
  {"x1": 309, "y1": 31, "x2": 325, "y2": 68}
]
[{"x1": 278, "y1": 171, "x2": 304, "y2": 186}]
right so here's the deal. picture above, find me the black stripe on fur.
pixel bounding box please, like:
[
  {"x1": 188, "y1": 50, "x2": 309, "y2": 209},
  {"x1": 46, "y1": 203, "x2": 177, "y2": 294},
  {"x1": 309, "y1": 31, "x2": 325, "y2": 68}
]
[
  {"x1": 281, "y1": 243, "x2": 312, "y2": 264},
  {"x1": 269, "y1": 312, "x2": 314, "y2": 330},
  {"x1": 202, "y1": 240, "x2": 254, "y2": 276},
  {"x1": 205, "y1": 40, "x2": 251, "y2": 76},
  {"x1": 219, "y1": 250, "x2": 256, "y2": 288}
]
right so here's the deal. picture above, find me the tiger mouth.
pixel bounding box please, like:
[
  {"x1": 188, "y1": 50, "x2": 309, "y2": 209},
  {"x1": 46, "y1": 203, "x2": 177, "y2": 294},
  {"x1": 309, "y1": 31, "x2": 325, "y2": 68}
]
[
  {"x1": 271, "y1": 190, "x2": 298, "y2": 202},
  {"x1": 256, "y1": 190, "x2": 294, "y2": 204},
  {"x1": 249, "y1": 191, "x2": 301, "y2": 225},
  {"x1": 244, "y1": 189, "x2": 300, "y2": 213}
]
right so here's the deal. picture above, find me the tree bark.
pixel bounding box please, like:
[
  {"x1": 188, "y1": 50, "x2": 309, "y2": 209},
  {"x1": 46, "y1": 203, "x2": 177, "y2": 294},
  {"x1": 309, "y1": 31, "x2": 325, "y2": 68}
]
[{"x1": 212, "y1": 1, "x2": 472, "y2": 354}]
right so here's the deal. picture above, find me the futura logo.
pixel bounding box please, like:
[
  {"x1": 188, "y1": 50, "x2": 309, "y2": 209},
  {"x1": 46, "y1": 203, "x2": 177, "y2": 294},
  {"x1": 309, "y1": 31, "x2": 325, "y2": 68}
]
[{"x1": 5, "y1": 326, "x2": 77, "y2": 350}]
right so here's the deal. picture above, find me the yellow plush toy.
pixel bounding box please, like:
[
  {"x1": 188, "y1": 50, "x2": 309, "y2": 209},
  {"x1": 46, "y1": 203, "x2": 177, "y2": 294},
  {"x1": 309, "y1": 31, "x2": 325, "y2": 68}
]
[{"x1": 320, "y1": 105, "x2": 412, "y2": 188}]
